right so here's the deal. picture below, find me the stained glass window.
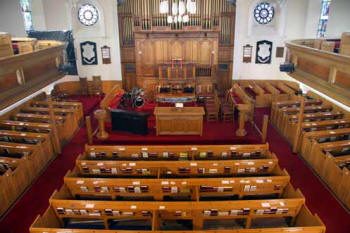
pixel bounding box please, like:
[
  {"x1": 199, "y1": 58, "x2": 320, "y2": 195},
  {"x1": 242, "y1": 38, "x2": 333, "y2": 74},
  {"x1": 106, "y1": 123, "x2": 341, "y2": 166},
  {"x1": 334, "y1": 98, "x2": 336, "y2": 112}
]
[
  {"x1": 317, "y1": 0, "x2": 332, "y2": 38},
  {"x1": 19, "y1": 0, "x2": 34, "y2": 32},
  {"x1": 254, "y1": 2, "x2": 274, "y2": 25},
  {"x1": 78, "y1": 4, "x2": 99, "y2": 26}
]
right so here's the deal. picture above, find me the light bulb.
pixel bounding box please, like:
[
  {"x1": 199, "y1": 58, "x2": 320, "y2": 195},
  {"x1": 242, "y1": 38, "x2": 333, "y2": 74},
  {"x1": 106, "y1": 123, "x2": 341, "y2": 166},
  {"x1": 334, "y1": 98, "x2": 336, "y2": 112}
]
[
  {"x1": 160, "y1": 0, "x2": 169, "y2": 14},
  {"x1": 183, "y1": 14, "x2": 189, "y2": 23},
  {"x1": 179, "y1": 0, "x2": 186, "y2": 15},
  {"x1": 172, "y1": 1, "x2": 178, "y2": 15},
  {"x1": 167, "y1": 15, "x2": 173, "y2": 23},
  {"x1": 189, "y1": 0, "x2": 196, "y2": 14}
]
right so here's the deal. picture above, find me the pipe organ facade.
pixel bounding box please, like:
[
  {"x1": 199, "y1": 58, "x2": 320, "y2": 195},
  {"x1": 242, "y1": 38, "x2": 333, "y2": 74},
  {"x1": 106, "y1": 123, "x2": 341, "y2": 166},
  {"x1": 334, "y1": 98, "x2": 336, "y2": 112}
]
[{"x1": 117, "y1": 0, "x2": 236, "y2": 94}]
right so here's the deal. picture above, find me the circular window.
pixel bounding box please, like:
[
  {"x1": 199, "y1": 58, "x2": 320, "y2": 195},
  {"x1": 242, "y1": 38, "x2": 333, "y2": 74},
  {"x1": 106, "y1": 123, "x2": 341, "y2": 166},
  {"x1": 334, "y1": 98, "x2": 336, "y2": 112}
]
[
  {"x1": 78, "y1": 4, "x2": 99, "y2": 26},
  {"x1": 254, "y1": 2, "x2": 274, "y2": 24}
]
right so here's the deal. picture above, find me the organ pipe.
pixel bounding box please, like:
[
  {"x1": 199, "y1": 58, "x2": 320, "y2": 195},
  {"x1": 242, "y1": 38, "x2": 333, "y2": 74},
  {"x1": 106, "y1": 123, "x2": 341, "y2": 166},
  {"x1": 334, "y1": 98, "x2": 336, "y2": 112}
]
[{"x1": 118, "y1": 0, "x2": 235, "y2": 45}]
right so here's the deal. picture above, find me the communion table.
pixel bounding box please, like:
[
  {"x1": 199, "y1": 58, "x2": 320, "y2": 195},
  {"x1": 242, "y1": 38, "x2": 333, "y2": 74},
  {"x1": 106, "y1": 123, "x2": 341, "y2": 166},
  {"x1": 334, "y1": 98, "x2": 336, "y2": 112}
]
[{"x1": 154, "y1": 107, "x2": 205, "y2": 136}]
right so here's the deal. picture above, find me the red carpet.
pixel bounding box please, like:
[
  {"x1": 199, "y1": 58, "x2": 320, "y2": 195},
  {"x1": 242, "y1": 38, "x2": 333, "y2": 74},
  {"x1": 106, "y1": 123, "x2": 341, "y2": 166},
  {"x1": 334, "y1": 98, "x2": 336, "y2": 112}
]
[
  {"x1": 255, "y1": 108, "x2": 350, "y2": 233},
  {"x1": 0, "y1": 99, "x2": 349, "y2": 233},
  {"x1": 94, "y1": 121, "x2": 261, "y2": 145}
]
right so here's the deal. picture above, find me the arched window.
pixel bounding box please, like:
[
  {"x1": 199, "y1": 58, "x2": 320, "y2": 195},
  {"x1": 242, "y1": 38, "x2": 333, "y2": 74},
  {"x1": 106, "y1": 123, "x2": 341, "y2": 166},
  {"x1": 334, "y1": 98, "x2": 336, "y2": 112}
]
[
  {"x1": 19, "y1": 0, "x2": 33, "y2": 32},
  {"x1": 317, "y1": 0, "x2": 332, "y2": 38}
]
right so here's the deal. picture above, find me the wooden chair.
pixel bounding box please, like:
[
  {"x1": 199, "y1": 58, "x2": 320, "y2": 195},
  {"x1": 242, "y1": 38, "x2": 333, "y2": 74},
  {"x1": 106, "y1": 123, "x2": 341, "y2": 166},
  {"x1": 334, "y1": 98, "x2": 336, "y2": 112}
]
[
  {"x1": 79, "y1": 77, "x2": 89, "y2": 95},
  {"x1": 220, "y1": 99, "x2": 234, "y2": 122},
  {"x1": 204, "y1": 93, "x2": 219, "y2": 122},
  {"x1": 89, "y1": 75, "x2": 103, "y2": 95}
]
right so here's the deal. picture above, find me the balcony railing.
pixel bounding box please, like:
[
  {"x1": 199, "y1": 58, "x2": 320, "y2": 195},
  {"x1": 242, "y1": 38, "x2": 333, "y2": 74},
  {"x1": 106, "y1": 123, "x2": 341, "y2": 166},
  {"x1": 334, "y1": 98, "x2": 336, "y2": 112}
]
[
  {"x1": 0, "y1": 39, "x2": 66, "y2": 110},
  {"x1": 285, "y1": 38, "x2": 350, "y2": 107}
]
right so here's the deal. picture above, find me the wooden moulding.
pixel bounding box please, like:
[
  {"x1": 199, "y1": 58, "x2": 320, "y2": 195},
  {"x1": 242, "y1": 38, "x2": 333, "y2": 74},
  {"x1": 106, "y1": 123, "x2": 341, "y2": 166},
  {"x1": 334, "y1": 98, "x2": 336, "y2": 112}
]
[{"x1": 285, "y1": 39, "x2": 350, "y2": 107}]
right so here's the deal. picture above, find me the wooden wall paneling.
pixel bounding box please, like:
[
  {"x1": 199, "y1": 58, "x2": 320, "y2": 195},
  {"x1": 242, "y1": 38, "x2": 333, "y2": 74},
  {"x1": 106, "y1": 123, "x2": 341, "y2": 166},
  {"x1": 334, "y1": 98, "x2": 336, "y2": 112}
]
[
  {"x1": 118, "y1": 0, "x2": 235, "y2": 93},
  {"x1": 122, "y1": 63, "x2": 137, "y2": 90},
  {"x1": 170, "y1": 40, "x2": 183, "y2": 60},
  {"x1": 335, "y1": 71, "x2": 350, "y2": 90},
  {"x1": 297, "y1": 57, "x2": 329, "y2": 81}
]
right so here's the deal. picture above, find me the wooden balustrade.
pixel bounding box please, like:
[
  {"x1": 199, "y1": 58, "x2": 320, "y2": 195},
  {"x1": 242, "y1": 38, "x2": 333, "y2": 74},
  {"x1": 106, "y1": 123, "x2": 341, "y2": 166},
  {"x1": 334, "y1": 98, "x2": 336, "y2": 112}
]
[
  {"x1": 0, "y1": 39, "x2": 66, "y2": 110},
  {"x1": 285, "y1": 38, "x2": 350, "y2": 107}
]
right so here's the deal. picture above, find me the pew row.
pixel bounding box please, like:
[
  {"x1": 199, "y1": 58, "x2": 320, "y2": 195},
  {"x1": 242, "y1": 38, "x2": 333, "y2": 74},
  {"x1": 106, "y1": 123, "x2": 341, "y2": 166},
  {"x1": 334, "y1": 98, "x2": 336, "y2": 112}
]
[
  {"x1": 271, "y1": 99, "x2": 322, "y2": 126},
  {"x1": 29, "y1": 184, "x2": 325, "y2": 232},
  {"x1": 0, "y1": 142, "x2": 42, "y2": 216},
  {"x1": 83, "y1": 144, "x2": 271, "y2": 161},
  {"x1": 301, "y1": 136, "x2": 350, "y2": 209},
  {"x1": 64, "y1": 165, "x2": 290, "y2": 201}
]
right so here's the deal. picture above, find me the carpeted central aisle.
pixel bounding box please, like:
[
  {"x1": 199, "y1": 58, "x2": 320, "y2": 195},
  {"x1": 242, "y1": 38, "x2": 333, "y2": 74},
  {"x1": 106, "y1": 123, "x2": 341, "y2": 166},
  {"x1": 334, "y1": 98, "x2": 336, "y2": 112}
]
[{"x1": 0, "y1": 101, "x2": 349, "y2": 233}]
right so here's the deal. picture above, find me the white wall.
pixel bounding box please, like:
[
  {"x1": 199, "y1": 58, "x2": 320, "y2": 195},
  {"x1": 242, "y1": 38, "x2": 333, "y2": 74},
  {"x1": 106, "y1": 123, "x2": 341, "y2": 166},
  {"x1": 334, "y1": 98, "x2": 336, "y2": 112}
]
[
  {"x1": 43, "y1": 0, "x2": 72, "y2": 30},
  {"x1": 0, "y1": 0, "x2": 26, "y2": 37},
  {"x1": 31, "y1": 0, "x2": 47, "y2": 31},
  {"x1": 233, "y1": 0, "x2": 310, "y2": 80},
  {"x1": 326, "y1": 0, "x2": 350, "y2": 38},
  {"x1": 72, "y1": 0, "x2": 123, "y2": 81},
  {"x1": 31, "y1": 0, "x2": 122, "y2": 81},
  {"x1": 304, "y1": 0, "x2": 322, "y2": 38}
]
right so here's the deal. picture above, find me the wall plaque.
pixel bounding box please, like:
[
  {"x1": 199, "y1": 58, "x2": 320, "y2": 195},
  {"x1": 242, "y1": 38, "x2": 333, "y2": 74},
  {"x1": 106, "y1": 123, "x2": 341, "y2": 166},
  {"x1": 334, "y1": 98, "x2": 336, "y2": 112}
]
[
  {"x1": 243, "y1": 44, "x2": 253, "y2": 63},
  {"x1": 276, "y1": 47, "x2": 285, "y2": 58},
  {"x1": 101, "y1": 45, "x2": 111, "y2": 64},
  {"x1": 256, "y1": 40, "x2": 273, "y2": 64},
  {"x1": 80, "y1": 41, "x2": 98, "y2": 65}
]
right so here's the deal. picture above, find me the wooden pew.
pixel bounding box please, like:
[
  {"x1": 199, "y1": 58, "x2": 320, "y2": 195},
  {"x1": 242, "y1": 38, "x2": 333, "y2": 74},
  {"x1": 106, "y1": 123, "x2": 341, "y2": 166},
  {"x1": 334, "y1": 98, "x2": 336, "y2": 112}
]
[
  {"x1": 302, "y1": 139, "x2": 350, "y2": 209},
  {"x1": 84, "y1": 144, "x2": 271, "y2": 161},
  {"x1": 271, "y1": 100, "x2": 322, "y2": 126},
  {"x1": 0, "y1": 154, "x2": 31, "y2": 216},
  {"x1": 308, "y1": 140, "x2": 350, "y2": 176},
  {"x1": 276, "y1": 82, "x2": 296, "y2": 95},
  {"x1": 299, "y1": 120, "x2": 350, "y2": 155},
  {"x1": 64, "y1": 165, "x2": 290, "y2": 201},
  {"x1": 281, "y1": 111, "x2": 344, "y2": 143},
  {"x1": 279, "y1": 106, "x2": 335, "y2": 144},
  {"x1": 29, "y1": 141, "x2": 325, "y2": 233},
  {"x1": 0, "y1": 142, "x2": 44, "y2": 179},
  {"x1": 21, "y1": 106, "x2": 79, "y2": 131},
  {"x1": 0, "y1": 130, "x2": 55, "y2": 165},
  {"x1": 276, "y1": 105, "x2": 333, "y2": 133},
  {"x1": 0, "y1": 120, "x2": 59, "y2": 153},
  {"x1": 50, "y1": 185, "x2": 305, "y2": 230},
  {"x1": 322, "y1": 154, "x2": 350, "y2": 208},
  {"x1": 242, "y1": 84, "x2": 271, "y2": 108},
  {"x1": 270, "y1": 83, "x2": 292, "y2": 101},
  {"x1": 0, "y1": 143, "x2": 42, "y2": 216},
  {"x1": 30, "y1": 101, "x2": 84, "y2": 124},
  {"x1": 28, "y1": 183, "x2": 326, "y2": 232},
  {"x1": 11, "y1": 113, "x2": 72, "y2": 143},
  {"x1": 76, "y1": 154, "x2": 278, "y2": 178}
]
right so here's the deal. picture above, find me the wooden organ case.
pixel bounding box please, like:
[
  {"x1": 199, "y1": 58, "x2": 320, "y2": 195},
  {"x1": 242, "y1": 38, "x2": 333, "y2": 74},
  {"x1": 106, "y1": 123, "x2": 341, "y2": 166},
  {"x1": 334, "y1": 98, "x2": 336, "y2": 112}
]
[{"x1": 118, "y1": 0, "x2": 235, "y2": 95}]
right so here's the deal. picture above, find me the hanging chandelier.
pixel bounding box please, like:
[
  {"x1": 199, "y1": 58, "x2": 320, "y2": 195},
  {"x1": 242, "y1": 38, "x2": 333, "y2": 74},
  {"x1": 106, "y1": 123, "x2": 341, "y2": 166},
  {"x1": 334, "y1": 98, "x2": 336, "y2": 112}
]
[{"x1": 159, "y1": 0, "x2": 197, "y2": 24}]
